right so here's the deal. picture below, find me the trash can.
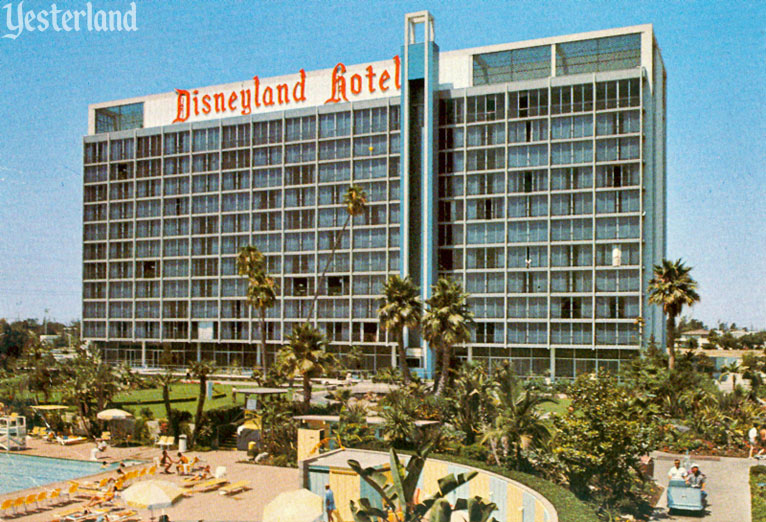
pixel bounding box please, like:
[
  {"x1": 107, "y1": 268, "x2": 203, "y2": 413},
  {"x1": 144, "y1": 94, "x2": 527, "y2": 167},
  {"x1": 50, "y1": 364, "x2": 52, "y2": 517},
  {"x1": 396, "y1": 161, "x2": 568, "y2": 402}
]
[{"x1": 178, "y1": 434, "x2": 187, "y2": 452}]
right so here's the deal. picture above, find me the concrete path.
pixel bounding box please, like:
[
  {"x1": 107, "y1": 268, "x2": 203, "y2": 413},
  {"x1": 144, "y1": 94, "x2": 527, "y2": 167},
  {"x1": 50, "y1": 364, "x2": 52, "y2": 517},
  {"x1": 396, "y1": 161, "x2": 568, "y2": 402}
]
[{"x1": 651, "y1": 451, "x2": 754, "y2": 522}]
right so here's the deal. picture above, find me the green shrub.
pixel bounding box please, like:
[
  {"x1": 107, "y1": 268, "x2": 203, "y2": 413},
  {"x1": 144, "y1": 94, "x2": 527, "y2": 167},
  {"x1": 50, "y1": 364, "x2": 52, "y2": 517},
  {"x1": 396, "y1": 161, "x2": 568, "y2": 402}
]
[{"x1": 752, "y1": 466, "x2": 766, "y2": 522}]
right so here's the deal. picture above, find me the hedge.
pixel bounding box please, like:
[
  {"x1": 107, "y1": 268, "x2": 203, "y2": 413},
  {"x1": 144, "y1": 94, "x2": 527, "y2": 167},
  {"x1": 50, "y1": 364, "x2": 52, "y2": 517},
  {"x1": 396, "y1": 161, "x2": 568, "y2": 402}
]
[{"x1": 751, "y1": 465, "x2": 766, "y2": 522}]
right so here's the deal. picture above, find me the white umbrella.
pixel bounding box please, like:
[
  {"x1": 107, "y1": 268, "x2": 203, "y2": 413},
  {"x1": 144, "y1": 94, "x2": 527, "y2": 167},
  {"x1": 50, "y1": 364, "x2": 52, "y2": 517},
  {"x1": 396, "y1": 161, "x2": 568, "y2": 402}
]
[
  {"x1": 262, "y1": 489, "x2": 323, "y2": 522},
  {"x1": 122, "y1": 479, "x2": 184, "y2": 520},
  {"x1": 97, "y1": 409, "x2": 133, "y2": 421}
]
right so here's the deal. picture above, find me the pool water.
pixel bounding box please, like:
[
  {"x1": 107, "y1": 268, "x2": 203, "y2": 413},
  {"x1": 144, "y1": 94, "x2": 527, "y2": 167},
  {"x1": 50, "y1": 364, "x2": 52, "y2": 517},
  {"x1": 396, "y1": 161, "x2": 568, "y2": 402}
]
[{"x1": 0, "y1": 454, "x2": 136, "y2": 495}]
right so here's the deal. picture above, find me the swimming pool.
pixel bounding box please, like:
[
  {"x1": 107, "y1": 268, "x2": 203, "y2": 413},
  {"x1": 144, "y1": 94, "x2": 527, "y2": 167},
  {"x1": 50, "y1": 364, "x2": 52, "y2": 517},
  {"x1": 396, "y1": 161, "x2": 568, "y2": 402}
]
[{"x1": 0, "y1": 454, "x2": 136, "y2": 495}]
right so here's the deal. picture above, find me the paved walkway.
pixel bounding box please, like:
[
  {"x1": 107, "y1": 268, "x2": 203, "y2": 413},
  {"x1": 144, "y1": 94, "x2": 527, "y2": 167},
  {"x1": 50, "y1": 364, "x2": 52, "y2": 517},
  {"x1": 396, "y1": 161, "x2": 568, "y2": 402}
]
[{"x1": 651, "y1": 451, "x2": 754, "y2": 522}]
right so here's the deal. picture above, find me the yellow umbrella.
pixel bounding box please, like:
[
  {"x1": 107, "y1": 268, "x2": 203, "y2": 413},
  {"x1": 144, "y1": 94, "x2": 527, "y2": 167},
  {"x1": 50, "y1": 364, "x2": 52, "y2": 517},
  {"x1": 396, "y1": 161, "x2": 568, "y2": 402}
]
[
  {"x1": 96, "y1": 409, "x2": 133, "y2": 421},
  {"x1": 122, "y1": 480, "x2": 184, "y2": 519},
  {"x1": 262, "y1": 489, "x2": 323, "y2": 522}
]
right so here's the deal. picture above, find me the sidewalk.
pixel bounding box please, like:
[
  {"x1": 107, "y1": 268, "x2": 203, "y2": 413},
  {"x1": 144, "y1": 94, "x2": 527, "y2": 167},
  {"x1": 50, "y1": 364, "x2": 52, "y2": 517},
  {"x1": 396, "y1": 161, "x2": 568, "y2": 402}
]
[{"x1": 651, "y1": 451, "x2": 754, "y2": 522}]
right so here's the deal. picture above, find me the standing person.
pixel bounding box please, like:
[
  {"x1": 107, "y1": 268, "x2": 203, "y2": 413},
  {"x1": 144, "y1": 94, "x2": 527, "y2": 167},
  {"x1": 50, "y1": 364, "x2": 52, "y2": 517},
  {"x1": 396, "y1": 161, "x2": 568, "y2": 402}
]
[
  {"x1": 750, "y1": 424, "x2": 759, "y2": 458},
  {"x1": 324, "y1": 484, "x2": 336, "y2": 522},
  {"x1": 667, "y1": 459, "x2": 687, "y2": 480}
]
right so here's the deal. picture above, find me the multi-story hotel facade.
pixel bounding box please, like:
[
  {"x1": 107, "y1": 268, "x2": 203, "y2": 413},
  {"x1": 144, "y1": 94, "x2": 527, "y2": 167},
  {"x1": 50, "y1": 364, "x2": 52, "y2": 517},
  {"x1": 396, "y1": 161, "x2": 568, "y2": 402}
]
[{"x1": 82, "y1": 12, "x2": 666, "y2": 378}]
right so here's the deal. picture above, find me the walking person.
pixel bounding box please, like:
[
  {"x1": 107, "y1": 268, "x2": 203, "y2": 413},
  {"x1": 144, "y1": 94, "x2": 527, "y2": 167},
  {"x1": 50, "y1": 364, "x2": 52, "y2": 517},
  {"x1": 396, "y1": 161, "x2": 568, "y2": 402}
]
[
  {"x1": 749, "y1": 424, "x2": 759, "y2": 459},
  {"x1": 324, "y1": 484, "x2": 336, "y2": 522}
]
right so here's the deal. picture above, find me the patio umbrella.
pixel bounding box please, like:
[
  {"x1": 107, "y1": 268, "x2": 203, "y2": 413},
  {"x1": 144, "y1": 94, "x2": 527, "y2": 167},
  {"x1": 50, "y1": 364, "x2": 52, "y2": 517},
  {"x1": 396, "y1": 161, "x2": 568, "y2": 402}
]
[
  {"x1": 96, "y1": 409, "x2": 133, "y2": 421},
  {"x1": 122, "y1": 480, "x2": 184, "y2": 520},
  {"x1": 262, "y1": 489, "x2": 323, "y2": 522}
]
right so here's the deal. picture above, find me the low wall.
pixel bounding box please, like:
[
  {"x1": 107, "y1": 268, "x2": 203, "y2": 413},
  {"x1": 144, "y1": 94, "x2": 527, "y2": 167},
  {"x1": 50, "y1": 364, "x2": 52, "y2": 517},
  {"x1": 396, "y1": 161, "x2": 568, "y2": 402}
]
[{"x1": 304, "y1": 448, "x2": 557, "y2": 522}]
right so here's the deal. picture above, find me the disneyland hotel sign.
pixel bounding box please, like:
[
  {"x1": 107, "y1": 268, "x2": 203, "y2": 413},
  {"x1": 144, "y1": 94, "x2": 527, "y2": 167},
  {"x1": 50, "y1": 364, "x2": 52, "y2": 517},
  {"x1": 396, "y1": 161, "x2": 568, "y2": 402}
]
[{"x1": 173, "y1": 56, "x2": 401, "y2": 123}]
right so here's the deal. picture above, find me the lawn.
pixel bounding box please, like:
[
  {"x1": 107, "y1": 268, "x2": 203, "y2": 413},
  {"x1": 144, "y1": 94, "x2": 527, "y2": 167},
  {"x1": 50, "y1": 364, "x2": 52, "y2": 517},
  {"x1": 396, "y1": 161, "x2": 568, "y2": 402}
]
[
  {"x1": 113, "y1": 383, "x2": 241, "y2": 419},
  {"x1": 751, "y1": 465, "x2": 766, "y2": 522},
  {"x1": 540, "y1": 397, "x2": 572, "y2": 417}
]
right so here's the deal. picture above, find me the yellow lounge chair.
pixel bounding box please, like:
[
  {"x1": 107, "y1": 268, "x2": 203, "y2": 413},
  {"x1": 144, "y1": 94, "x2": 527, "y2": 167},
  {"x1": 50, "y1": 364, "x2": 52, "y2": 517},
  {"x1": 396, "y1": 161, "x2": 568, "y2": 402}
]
[
  {"x1": 194, "y1": 478, "x2": 229, "y2": 493},
  {"x1": 99, "y1": 431, "x2": 111, "y2": 442},
  {"x1": 109, "y1": 509, "x2": 139, "y2": 522},
  {"x1": 12, "y1": 496, "x2": 25, "y2": 514},
  {"x1": 1, "y1": 498, "x2": 14, "y2": 516},
  {"x1": 24, "y1": 492, "x2": 40, "y2": 511},
  {"x1": 58, "y1": 436, "x2": 87, "y2": 446},
  {"x1": 52, "y1": 507, "x2": 85, "y2": 521},
  {"x1": 49, "y1": 487, "x2": 62, "y2": 505},
  {"x1": 64, "y1": 482, "x2": 79, "y2": 501},
  {"x1": 219, "y1": 480, "x2": 251, "y2": 496},
  {"x1": 36, "y1": 490, "x2": 48, "y2": 508}
]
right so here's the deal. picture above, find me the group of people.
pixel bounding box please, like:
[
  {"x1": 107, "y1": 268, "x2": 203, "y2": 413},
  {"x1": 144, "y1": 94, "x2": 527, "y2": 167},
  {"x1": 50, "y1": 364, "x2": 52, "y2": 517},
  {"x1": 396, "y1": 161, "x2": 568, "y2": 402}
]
[
  {"x1": 667, "y1": 459, "x2": 707, "y2": 501},
  {"x1": 158, "y1": 449, "x2": 211, "y2": 479}
]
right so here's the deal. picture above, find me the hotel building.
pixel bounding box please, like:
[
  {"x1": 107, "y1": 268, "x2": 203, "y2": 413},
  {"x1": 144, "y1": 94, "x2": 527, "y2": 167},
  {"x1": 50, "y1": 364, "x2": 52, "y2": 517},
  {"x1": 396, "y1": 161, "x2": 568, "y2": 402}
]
[{"x1": 82, "y1": 11, "x2": 666, "y2": 378}]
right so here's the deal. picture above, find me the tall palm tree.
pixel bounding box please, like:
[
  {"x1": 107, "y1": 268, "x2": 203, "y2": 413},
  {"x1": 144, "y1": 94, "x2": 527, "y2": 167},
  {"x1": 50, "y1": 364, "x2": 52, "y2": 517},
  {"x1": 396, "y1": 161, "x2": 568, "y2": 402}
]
[
  {"x1": 189, "y1": 360, "x2": 215, "y2": 447},
  {"x1": 238, "y1": 246, "x2": 278, "y2": 370},
  {"x1": 378, "y1": 275, "x2": 422, "y2": 384},
  {"x1": 648, "y1": 259, "x2": 700, "y2": 370},
  {"x1": 481, "y1": 364, "x2": 554, "y2": 469},
  {"x1": 307, "y1": 184, "x2": 367, "y2": 321},
  {"x1": 282, "y1": 323, "x2": 336, "y2": 412},
  {"x1": 422, "y1": 277, "x2": 475, "y2": 396}
]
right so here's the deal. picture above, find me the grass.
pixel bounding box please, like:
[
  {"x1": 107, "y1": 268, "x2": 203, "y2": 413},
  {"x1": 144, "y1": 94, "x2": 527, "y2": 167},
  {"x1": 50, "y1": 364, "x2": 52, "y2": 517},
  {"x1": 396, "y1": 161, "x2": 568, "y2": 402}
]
[
  {"x1": 540, "y1": 397, "x2": 572, "y2": 416},
  {"x1": 113, "y1": 383, "x2": 240, "y2": 419},
  {"x1": 751, "y1": 465, "x2": 766, "y2": 522}
]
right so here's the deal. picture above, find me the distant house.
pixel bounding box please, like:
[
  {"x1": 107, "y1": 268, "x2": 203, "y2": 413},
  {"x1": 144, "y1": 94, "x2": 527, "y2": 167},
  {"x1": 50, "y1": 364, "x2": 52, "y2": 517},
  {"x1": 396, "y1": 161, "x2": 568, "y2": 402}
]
[{"x1": 677, "y1": 329, "x2": 711, "y2": 347}]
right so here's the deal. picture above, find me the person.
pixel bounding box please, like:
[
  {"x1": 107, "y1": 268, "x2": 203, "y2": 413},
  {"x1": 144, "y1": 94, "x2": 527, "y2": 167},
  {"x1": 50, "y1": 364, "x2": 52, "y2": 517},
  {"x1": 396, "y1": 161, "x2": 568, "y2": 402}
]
[
  {"x1": 685, "y1": 463, "x2": 707, "y2": 503},
  {"x1": 160, "y1": 449, "x2": 174, "y2": 474},
  {"x1": 750, "y1": 424, "x2": 760, "y2": 459},
  {"x1": 175, "y1": 452, "x2": 190, "y2": 474},
  {"x1": 189, "y1": 464, "x2": 211, "y2": 481},
  {"x1": 83, "y1": 483, "x2": 116, "y2": 508},
  {"x1": 324, "y1": 484, "x2": 336, "y2": 522},
  {"x1": 97, "y1": 440, "x2": 108, "y2": 452},
  {"x1": 667, "y1": 459, "x2": 687, "y2": 480}
]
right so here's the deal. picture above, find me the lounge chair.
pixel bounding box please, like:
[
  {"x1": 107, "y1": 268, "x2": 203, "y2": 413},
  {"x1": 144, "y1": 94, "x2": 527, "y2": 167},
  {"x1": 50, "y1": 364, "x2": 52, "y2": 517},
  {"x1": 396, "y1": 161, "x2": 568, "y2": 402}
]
[
  {"x1": 156, "y1": 436, "x2": 173, "y2": 448},
  {"x1": 193, "y1": 478, "x2": 229, "y2": 493},
  {"x1": 109, "y1": 509, "x2": 139, "y2": 522},
  {"x1": 12, "y1": 496, "x2": 25, "y2": 513},
  {"x1": 58, "y1": 436, "x2": 87, "y2": 446},
  {"x1": 219, "y1": 480, "x2": 251, "y2": 496},
  {"x1": 24, "y1": 492, "x2": 40, "y2": 511},
  {"x1": 64, "y1": 482, "x2": 80, "y2": 501},
  {"x1": 52, "y1": 507, "x2": 86, "y2": 521},
  {"x1": 49, "y1": 488, "x2": 63, "y2": 505},
  {"x1": 98, "y1": 432, "x2": 111, "y2": 442},
  {"x1": 1, "y1": 498, "x2": 14, "y2": 516}
]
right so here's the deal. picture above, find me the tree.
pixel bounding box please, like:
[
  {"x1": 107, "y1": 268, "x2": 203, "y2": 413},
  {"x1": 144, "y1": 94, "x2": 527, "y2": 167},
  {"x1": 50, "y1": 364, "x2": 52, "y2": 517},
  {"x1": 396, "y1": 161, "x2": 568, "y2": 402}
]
[
  {"x1": 154, "y1": 345, "x2": 179, "y2": 442},
  {"x1": 282, "y1": 323, "x2": 336, "y2": 412},
  {"x1": 719, "y1": 360, "x2": 742, "y2": 391},
  {"x1": 481, "y1": 363, "x2": 554, "y2": 470},
  {"x1": 348, "y1": 439, "x2": 494, "y2": 522},
  {"x1": 447, "y1": 361, "x2": 494, "y2": 445},
  {"x1": 552, "y1": 371, "x2": 660, "y2": 506},
  {"x1": 238, "y1": 245, "x2": 278, "y2": 370},
  {"x1": 648, "y1": 259, "x2": 700, "y2": 370},
  {"x1": 307, "y1": 184, "x2": 367, "y2": 320},
  {"x1": 422, "y1": 278, "x2": 475, "y2": 396},
  {"x1": 378, "y1": 275, "x2": 422, "y2": 384},
  {"x1": 0, "y1": 319, "x2": 34, "y2": 369},
  {"x1": 61, "y1": 344, "x2": 124, "y2": 437},
  {"x1": 189, "y1": 360, "x2": 215, "y2": 447}
]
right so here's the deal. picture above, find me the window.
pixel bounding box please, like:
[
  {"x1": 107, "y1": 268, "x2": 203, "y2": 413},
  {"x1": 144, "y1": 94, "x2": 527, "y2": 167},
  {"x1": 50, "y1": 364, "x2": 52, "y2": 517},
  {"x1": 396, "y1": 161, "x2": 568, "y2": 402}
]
[
  {"x1": 556, "y1": 34, "x2": 641, "y2": 76},
  {"x1": 136, "y1": 135, "x2": 161, "y2": 158},
  {"x1": 95, "y1": 103, "x2": 143, "y2": 133},
  {"x1": 253, "y1": 120, "x2": 283, "y2": 144},
  {"x1": 551, "y1": 84, "x2": 593, "y2": 114},
  {"x1": 285, "y1": 116, "x2": 316, "y2": 142},
  {"x1": 466, "y1": 93, "x2": 505, "y2": 122},
  {"x1": 319, "y1": 112, "x2": 351, "y2": 138},
  {"x1": 508, "y1": 89, "x2": 548, "y2": 118},
  {"x1": 164, "y1": 131, "x2": 190, "y2": 155},
  {"x1": 473, "y1": 45, "x2": 551, "y2": 85},
  {"x1": 438, "y1": 98, "x2": 464, "y2": 125},
  {"x1": 222, "y1": 123, "x2": 251, "y2": 148}
]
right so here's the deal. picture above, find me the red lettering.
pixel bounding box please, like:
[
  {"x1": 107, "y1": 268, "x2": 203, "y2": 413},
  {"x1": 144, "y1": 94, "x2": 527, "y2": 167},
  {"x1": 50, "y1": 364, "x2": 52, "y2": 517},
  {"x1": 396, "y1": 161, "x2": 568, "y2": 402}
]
[
  {"x1": 253, "y1": 76, "x2": 261, "y2": 108},
  {"x1": 240, "y1": 89, "x2": 251, "y2": 115},
  {"x1": 394, "y1": 55, "x2": 401, "y2": 90},
  {"x1": 192, "y1": 90, "x2": 199, "y2": 115},
  {"x1": 213, "y1": 93, "x2": 225, "y2": 112},
  {"x1": 365, "y1": 65, "x2": 376, "y2": 93},
  {"x1": 263, "y1": 86, "x2": 274, "y2": 106},
  {"x1": 325, "y1": 63, "x2": 349, "y2": 104},
  {"x1": 228, "y1": 91, "x2": 238, "y2": 111},
  {"x1": 350, "y1": 74, "x2": 362, "y2": 95},
  {"x1": 379, "y1": 70, "x2": 390, "y2": 92},
  {"x1": 173, "y1": 89, "x2": 189, "y2": 123},
  {"x1": 293, "y1": 69, "x2": 306, "y2": 102},
  {"x1": 201, "y1": 94, "x2": 211, "y2": 114},
  {"x1": 276, "y1": 84, "x2": 289, "y2": 104}
]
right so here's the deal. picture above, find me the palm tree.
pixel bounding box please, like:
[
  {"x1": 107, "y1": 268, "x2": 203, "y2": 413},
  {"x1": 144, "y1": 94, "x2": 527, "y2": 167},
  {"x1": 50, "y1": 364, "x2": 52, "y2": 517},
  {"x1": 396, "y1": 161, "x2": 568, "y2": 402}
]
[
  {"x1": 307, "y1": 184, "x2": 367, "y2": 321},
  {"x1": 422, "y1": 277, "x2": 475, "y2": 396},
  {"x1": 238, "y1": 246, "x2": 278, "y2": 370},
  {"x1": 282, "y1": 323, "x2": 336, "y2": 412},
  {"x1": 480, "y1": 364, "x2": 554, "y2": 469},
  {"x1": 378, "y1": 275, "x2": 422, "y2": 384},
  {"x1": 648, "y1": 259, "x2": 701, "y2": 370},
  {"x1": 719, "y1": 361, "x2": 742, "y2": 392},
  {"x1": 189, "y1": 360, "x2": 215, "y2": 447},
  {"x1": 154, "y1": 345, "x2": 179, "y2": 442}
]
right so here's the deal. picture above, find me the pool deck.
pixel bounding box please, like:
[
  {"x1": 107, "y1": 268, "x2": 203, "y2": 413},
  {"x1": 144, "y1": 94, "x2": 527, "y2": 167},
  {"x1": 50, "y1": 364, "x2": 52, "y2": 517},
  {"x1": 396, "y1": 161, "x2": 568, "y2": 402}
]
[{"x1": 0, "y1": 438, "x2": 299, "y2": 521}]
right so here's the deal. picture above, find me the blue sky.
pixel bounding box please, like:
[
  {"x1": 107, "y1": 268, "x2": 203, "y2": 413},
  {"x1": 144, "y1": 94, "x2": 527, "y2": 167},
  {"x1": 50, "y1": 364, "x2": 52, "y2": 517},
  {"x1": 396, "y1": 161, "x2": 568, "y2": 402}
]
[{"x1": 0, "y1": 0, "x2": 764, "y2": 328}]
